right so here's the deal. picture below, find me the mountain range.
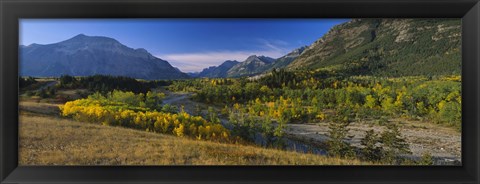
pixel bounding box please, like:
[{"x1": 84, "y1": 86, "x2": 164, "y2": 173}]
[
  {"x1": 20, "y1": 18, "x2": 461, "y2": 80},
  {"x1": 195, "y1": 19, "x2": 460, "y2": 78},
  {"x1": 196, "y1": 47, "x2": 308, "y2": 78},
  {"x1": 20, "y1": 34, "x2": 189, "y2": 80}
]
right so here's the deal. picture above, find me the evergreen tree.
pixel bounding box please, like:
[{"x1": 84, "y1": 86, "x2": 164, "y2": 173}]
[
  {"x1": 360, "y1": 129, "x2": 382, "y2": 161},
  {"x1": 326, "y1": 120, "x2": 355, "y2": 158},
  {"x1": 380, "y1": 124, "x2": 411, "y2": 164}
]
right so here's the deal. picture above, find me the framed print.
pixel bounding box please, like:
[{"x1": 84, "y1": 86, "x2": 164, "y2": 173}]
[{"x1": 1, "y1": 0, "x2": 479, "y2": 183}]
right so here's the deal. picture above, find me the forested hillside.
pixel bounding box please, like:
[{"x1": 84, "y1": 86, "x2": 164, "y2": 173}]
[{"x1": 288, "y1": 19, "x2": 461, "y2": 77}]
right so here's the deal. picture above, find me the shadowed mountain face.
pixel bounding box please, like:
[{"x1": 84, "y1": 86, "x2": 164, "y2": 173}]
[
  {"x1": 20, "y1": 34, "x2": 189, "y2": 80},
  {"x1": 196, "y1": 60, "x2": 240, "y2": 78}
]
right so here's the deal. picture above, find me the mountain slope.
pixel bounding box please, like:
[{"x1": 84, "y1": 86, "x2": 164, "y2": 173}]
[
  {"x1": 267, "y1": 46, "x2": 308, "y2": 70},
  {"x1": 19, "y1": 112, "x2": 368, "y2": 165},
  {"x1": 20, "y1": 34, "x2": 190, "y2": 80},
  {"x1": 197, "y1": 60, "x2": 239, "y2": 78},
  {"x1": 288, "y1": 19, "x2": 461, "y2": 76}
]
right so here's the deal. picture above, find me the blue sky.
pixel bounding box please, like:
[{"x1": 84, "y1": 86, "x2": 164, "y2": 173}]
[{"x1": 20, "y1": 19, "x2": 348, "y2": 72}]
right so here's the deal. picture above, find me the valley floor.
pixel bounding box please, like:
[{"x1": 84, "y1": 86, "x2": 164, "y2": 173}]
[{"x1": 18, "y1": 87, "x2": 461, "y2": 165}]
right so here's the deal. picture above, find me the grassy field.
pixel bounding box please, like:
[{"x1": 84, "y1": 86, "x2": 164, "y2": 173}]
[{"x1": 19, "y1": 111, "x2": 369, "y2": 165}]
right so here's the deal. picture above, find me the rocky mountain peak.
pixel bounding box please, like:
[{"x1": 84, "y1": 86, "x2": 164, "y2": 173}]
[{"x1": 20, "y1": 34, "x2": 189, "y2": 80}]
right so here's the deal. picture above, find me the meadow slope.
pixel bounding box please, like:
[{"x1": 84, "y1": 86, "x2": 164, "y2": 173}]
[{"x1": 19, "y1": 112, "x2": 368, "y2": 165}]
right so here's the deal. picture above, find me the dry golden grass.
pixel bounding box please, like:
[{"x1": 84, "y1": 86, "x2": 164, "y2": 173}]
[{"x1": 19, "y1": 112, "x2": 369, "y2": 166}]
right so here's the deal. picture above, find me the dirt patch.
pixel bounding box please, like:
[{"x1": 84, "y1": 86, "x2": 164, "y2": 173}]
[
  {"x1": 19, "y1": 101, "x2": 61, "y2": 115},
  {"x1": 161, "y1": 91, "x2": 220, "y2": 117},
  {"x1": 56, "y1": 89, "x2": 89, "y2": 101}
]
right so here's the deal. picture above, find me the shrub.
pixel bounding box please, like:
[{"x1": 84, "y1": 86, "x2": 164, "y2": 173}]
[
  {"x1": 418, "y1": 152, "x2": 434, "y2": 165},
  {"x1": 19, "y1": 76, "x2": 37, "y2": 88},
  {"x1": 60, "y1": 92, "x2": 230, "y2": 142}
]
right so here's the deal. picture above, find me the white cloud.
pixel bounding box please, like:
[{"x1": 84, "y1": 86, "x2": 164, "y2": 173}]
[
  {"x1": 155, "y1": 38, "x2": 295, "y2": 73},
  {"x1": 256, "y1": 38, "x2": 290, "y2": 52},
  {"x1": 156, "y1": 50, "x2": 287, "y2": 73}
]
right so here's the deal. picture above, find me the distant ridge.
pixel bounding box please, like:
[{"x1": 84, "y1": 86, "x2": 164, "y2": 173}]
[
  {"x1": 20, "y1": 34, "x2": 190, "y2": 80},
  {"x1": 196, "y1": 60, "x2": 240, "y2": 78},
  {"x1": 195, "y1": 46, "x2": 307, "y2": 78}
]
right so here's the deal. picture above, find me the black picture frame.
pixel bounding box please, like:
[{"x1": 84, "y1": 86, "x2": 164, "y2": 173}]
[{"x1": 1, "y1": 0, "x2": 479, "y2": 183}]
